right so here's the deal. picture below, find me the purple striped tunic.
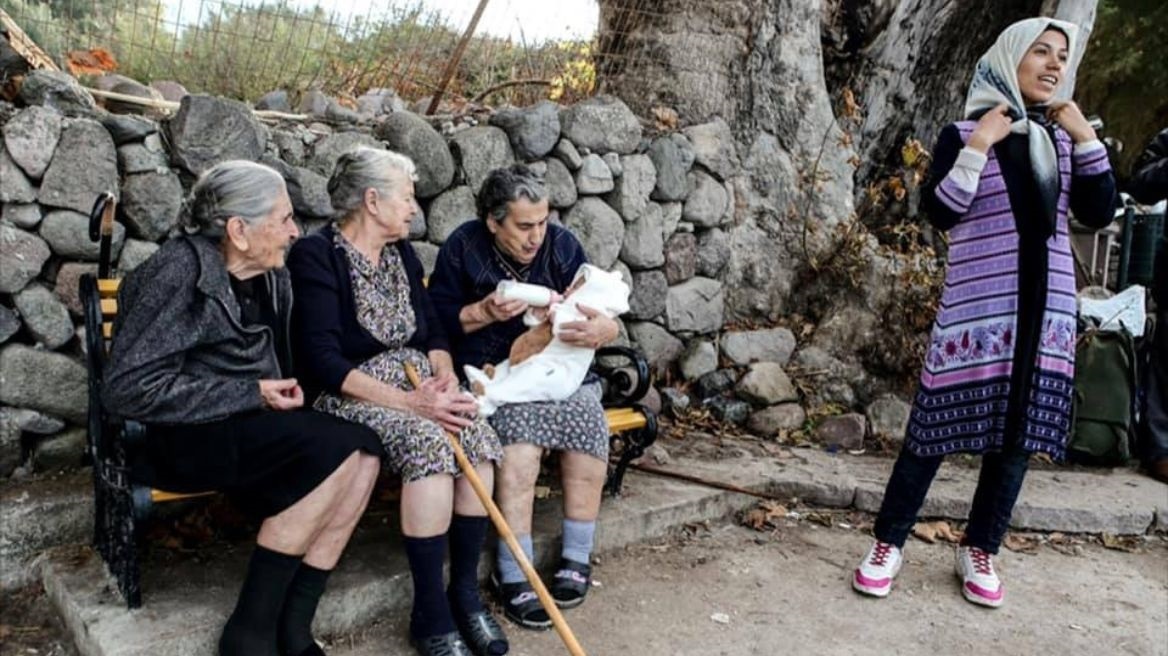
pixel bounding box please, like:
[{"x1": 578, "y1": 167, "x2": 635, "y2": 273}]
[{"x1": 906, "y1": 121, "x2": 1112, "y2": 458}]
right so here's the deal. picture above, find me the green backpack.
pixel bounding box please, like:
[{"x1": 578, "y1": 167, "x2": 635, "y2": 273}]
[{"x1": 1069, "y1": 326, "x2": 1137, "y2": 465}]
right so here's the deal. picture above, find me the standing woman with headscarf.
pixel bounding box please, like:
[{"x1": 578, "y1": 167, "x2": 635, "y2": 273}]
[{"x1": 852, "y1": 18, "x2": 1116, "y2": 608}]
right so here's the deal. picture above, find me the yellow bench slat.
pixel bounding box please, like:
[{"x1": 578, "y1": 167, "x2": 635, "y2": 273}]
[
  {"x1": 100, "y1": 298, "x2": 117, "y2": 315},
  {"x1": 151, "y1": 489, "x2": 217, "y2": 503},
  {"x1": 98, "y1": 279, "x2": 121, "y2": 295},
  {"x1": 102, "y1": 323, "x2": 113, "y2": 339},
  {"x1": 605, "y1": 410, "x2": 647, "y2": 433}
]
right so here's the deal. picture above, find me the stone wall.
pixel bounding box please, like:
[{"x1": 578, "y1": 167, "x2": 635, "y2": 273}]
[{"x1": 0, "y1": 70, "x2": 912, "y2": 480}]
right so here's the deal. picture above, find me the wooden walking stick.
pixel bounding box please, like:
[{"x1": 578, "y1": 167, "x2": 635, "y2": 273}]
[{"x1": 403, "y1": 363, "x2": 587, "y2": 656}]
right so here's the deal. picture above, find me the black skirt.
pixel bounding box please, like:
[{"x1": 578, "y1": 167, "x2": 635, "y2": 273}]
[{"x1": 136, "y1": 409, "x2": 382, "y2": 518}]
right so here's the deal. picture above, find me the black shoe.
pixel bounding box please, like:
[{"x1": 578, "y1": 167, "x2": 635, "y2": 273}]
[
  {"x1": 453, "y1": 609, "x2": 509, "y2": 656},
  {"x1": 410, "y1": 631, "x2": 473, "y2": 656},
  {"x1": 550, "y1": 559, "x2": 591, "y2": 609},
  {"x1": 491, "y1": 575, "x2": 551, "y2": 631}
]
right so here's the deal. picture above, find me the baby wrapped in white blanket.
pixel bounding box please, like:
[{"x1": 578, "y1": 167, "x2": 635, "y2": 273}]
[{"x1": 464, "y1": 264, "x2": 630, "y2": 416}]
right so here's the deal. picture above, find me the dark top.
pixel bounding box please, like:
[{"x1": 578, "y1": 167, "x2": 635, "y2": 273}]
[
  {"x1": 103, "y1": 235, "x2": 288, "y2": 425},
  {"x1": 286, "y1": 223, "x2": 448, "y2": 401},
  {"x1": 428, "y1": 220, "x2": 588, "y2": 371},
  {"x1": 922, "y1": 124, "x2": 1117, "y2": 439},
  {"x1": 1128, "y1": 127, "x2": 1168, "y2": 205},
  {"x1": 230, "y1": 274, "x2": 290, "y2": 375}
]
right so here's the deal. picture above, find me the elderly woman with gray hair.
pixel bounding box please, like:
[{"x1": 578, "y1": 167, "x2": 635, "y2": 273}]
[
  {"x1": 287, "y1": 147, "x2": 506, "y2": 656},
  {"x1": 102, "y1": 160, "x2": 384, "y2": 656},
  {"x1": 429, "y1": 164, "x2": 620, "y2": 630}
]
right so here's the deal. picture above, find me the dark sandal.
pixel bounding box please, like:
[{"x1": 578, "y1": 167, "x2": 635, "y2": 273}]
[
  {"x1": 410, "y1": 631, "x2": 473, "y2": 656},
  {"x1": 455, "y1": 610, "x2": 509, "y2": 656},
  {"x1": 550, "y1": 559, "x2": 592, "y2": 609},
  {"x1": 494, "y1": 578, "x2": 551, "y2": 631}
]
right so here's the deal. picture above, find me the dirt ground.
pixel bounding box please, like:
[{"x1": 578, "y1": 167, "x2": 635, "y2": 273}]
[{"x1": 333, "y1": 519, "x2": 1168, "y2": 656}]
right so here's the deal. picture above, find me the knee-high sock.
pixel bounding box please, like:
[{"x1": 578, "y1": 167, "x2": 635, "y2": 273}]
[
  {"x1": 219, "y1": 545, "x2": 302, "y2": 656},
  {"x1": 277, "y1": 563, "x2": 330, "y2": 656},
  {"x1": 404, "y1": 534, "x2": 455, "y2": 639},
  {"x1": 447, "y1": 515, "x2": 489, "y2": 614}
]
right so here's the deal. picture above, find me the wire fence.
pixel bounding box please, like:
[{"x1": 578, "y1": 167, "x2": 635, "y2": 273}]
[{"x1": 1, "y1": 0, "x2": 626, "y2": 107}]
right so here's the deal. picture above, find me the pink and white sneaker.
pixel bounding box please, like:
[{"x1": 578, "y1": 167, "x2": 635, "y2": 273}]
[
  {"x1": 852, "y1": 540, "x2": 902, "y2": 597},
  {"x1": 955, "y1": 546, "x2": 1004, "y2": 608}
]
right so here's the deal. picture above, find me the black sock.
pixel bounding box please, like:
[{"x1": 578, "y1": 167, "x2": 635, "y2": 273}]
[
  {"x1": 219, "y1": 545, "x2": 302, "y2": 656},
  {"x1": 447, "y1": 515, "x2": 489, "y2": 615},
  {"x1": 277, "y1": 563, "x2": 331, "y2": 656},
  {"x1": 404, "y1": 534, "x2": 455, "y2": 639}
]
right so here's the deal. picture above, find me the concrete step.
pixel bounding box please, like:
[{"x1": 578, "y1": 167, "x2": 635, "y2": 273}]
[
  {"x1": 39, "y1": 444, "x2": 1168, "y2": 656},
  {"x1": 1, "y1": 469, "x2": 93, "y2": 589}
]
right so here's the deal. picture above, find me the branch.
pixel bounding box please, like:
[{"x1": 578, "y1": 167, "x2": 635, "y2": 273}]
[{"x1": 471, "y1": 78, "x2": 551, "y2": 104}]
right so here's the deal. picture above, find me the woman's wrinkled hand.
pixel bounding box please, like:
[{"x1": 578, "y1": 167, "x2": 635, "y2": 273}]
[
  {"x1": 557, "y1": 305, "x2": 618, "y2": 349},
  {"x1": 259, "y1": 378, "x2": 304, "y2": 411},
  {"x1": 968, "y1": 103, "x2": 1013, "y2": 153},
  {"x1": 409, "y1": 376, "x2": 477, "y2": 433},
  {"x1": 1046, "y1": 100, "x2": 1096, "y2": 143},
  {"x1": 480, "y1": 292, "x2": 528, "y2": 323}
]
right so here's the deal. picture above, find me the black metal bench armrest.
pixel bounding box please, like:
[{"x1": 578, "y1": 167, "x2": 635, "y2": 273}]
[{"x1": 593, "y1": 346, "x2": 651, "y2": 407}]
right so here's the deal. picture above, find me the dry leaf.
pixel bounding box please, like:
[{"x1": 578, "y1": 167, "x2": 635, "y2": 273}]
[
  {"x1": 66, "y1": 48, "x2": 118, "y2": 76},
  {"x1": 1100, "y1": 533, "x2": 1141, "y2": 553},
  {"x1": 1003, "y1": 533, "x2": 1039, "y2": 554},
  {"x1": 651, "y1": 106, "x2": 679, "y2": 131},
  {"x1": 740, "y1": 501, "x2": 788, "y2": 531},
  {"x1": 911, "y1": 520, "x2": 962, "y2": 544}
]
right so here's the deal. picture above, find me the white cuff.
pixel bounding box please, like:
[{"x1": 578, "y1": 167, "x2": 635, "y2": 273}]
[
  {"x1": 1073, "y1": 139, "x2": 1104, "y2": 155},
  {"x1": 948, "y1": 147, "x2": 988, "y2": 193}
]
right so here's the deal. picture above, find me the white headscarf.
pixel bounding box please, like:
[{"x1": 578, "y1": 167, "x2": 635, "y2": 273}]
[{"x1": 964, "y1": 18, "x2": 1080, "y2": 224}]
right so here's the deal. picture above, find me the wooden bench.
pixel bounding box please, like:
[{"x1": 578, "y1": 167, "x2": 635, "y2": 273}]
[{"x1": 81, "y1": 194, "x2": 658, "y2": 608}]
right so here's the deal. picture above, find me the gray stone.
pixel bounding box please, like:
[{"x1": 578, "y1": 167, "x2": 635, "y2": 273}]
[
  {"x1": 411, "y1": 241, "x2": 440, "y2": 278},
  {"x1": 426, "y1": 186, "x2": 477, "y2": 244},
  {"x1": 450, "y1": 126, "x2": 514, "y2": 192},
  {"x1": 117, "y1": 135, "x2": 170, "y2": 174},
  {"x1": 682, "y1": 118, "x2": 738, "y2": 180},
  {"x1": 284, "y1": 166, "x2": 333, "y2": 220},
  {"x1": 298, "y1": 88, "x2": 330, "y2": 115},
  {"x1": 661, "y1": 201, "x2": 683, "y2": 240},
  {"x1": 543, "y1": 157, "x2": 577, "y2": 208},
  {"x1": 695, "y1": 368, "x2": 737, "y2": 399},
  {"x1": 866, "y1": 395, "x2": 912, "y2": 442},
  {"x1": 682, "y1": 169, "x2": 729, "y2": 227},
  {"x1": 490, "y1": 101, "x2": 560, "y2": 160},
  {"x1": 648, "y1": 133, "x2": 695, "y2": 202},
  {"x1": 150, "y1": 80, "x2": 189, "y2": 102},
  {"x1": 553, "y1": 138, "x2": 583, "y2": 170},
  {"x1": 736, "y1": 362, "x2": 797, "y2": 406},
  {"x1": 0, "y1": 305, "x2": 19, "y2": 343},
  {"x1": 0, "y1": 224, "x2": 50, "y2": 293},
  {"x1": 38, "y1": 119, "x2": 119, "y2": 214},
  {"x1": 666, "y1": 277, "x2": 723, "y2": 334},
  {"x1": 53, "y1": 262, "x2": 98, "y2": 316},
  {"x1": 100, "y1": 114, "x2": 158, "y2": 145},
  {"x1": 2, "y1": 106, "x2": 62, "y2": 178},
  {"x1": 2, "y1": 203, "x2": 42, "y2": 230},
  {"x1": 696, "y1": 227, "x2": 731, "y2": 277},
  {"x1": 0, "y1": 411, "x2": 19, "y2": 477},
  {"x1": 816, "y1": 413, "x2": 867, "y2": 450},
  {"x1": 679, "y1": 340, "x2": 718, "y2": 381},
  {"x1": 721, "y1": 327, "x2": 797, "y2": 366},
  {"x1": 375, "y1": 112, "x2": 455, "y2": 198},
  {"x1": 575, "y1": 154, "x2": 614, "y2": 194},
  {"x1": 562, "y1": 197, "x2": 624, "y2": 269},
  {"x1": 271, "y1": 128, "x2": 308, "y2": 167},
  {"x1": 792, "y1": 346, "x2": 859, "y2": 408},
  {"x1": 627, "y1": 321, "x2": 683, "y2": 374},
  {"x1": 527, "y1": 161, "x2": 547, "y2": 176},
  {"x1": 307, "y1": 131, "x2": 383, "y2": 177},
  {"x1": 117, "y1": 239, "x2": 159, "y2": 274},
  {"x1": 106, "y1": 78, "x2": 164, "y2": 115},
  {"x1": 168, "y1": 95, "x2": 266, "y2": 176},
  {"x1": 659, "y1": 387, "x2": 691, "y2": 417},
  {"x1": 120, "y1": 171, "x2": 183, "y2": 241},
  {"x1": 14, "y1": 284, "x2": 73, "y2": 349},
  {"x1": 602, "y1": 152, "x2": 623, "y2": 177},
  {"x1": 560, "y1": 95, "x2": 642, "y2": 155},
  {"x1": 628, "y1": 269, "x2": 667, "y2": 320},
  {"x1": 39, "y1": 209, "x2": 125, "y2": 261},
  {"x1": 255, "y1": 90, "x2": 290, "y2": 112},
  {"x1": 604, "y1": 153, "x2": 656, "y2": 222},
  {"x1": 0, "y1": 143, "x2": 36, "y2": 203},
  {"x1": 663, "y1": 232, "x2": 697, "y2": 284},
  {"x1": 0, "y1": 344, "x2": 87, "y2": 422},
  {"x1": 747, "y1": 403, "x2": 807, "y2": 436},
  {"x1": 704, "y1": 396, "x2": 751, "y2": 425},
  {"x1": 620, "y1": 202, "x2": 665, "y2": 269},
  {"x1": 18, "y1": 70, "x2": 97, "y2": 116},
  {"x1": 31, "y1": 427, "x2": 86, "y2": 472},
  {"x1": 356, "y1": 88, "x2": 405, "y2": 116}
]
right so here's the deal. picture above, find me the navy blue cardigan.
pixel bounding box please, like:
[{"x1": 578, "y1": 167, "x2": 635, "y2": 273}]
[{"x1": 286, "y1": 223, "x2": 449, "y2": 401}]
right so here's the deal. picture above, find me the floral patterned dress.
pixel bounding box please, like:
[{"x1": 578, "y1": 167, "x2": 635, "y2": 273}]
[{"x1": 314, "y1": 231, "x2": 502, "y2": 483}]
